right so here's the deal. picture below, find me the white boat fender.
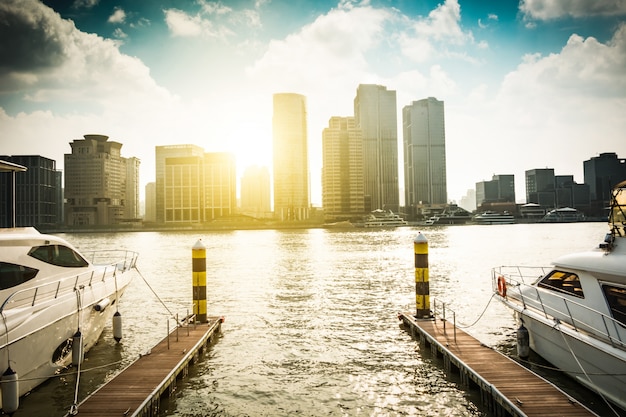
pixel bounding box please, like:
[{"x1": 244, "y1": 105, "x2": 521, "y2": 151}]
[
  {"x1": 517, "y1": 322, "x2": 530, "y2": 359},
  {"x1": 72, "y1": 331, "x2": 84, "y2": 366},
  {"x1": 113, "y1": 311, "x2": 123, "y2": 342},
  {"x1": 93, "y1": 297, "x2": 111, "y2": 312},
  {"x1": 1, "y1": 366, "x2": 19, "y2": 415}
]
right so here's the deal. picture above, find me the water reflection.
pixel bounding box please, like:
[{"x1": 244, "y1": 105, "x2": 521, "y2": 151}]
[{"x1": 16, "y1": 223, "x2": 610, "y2": 416}]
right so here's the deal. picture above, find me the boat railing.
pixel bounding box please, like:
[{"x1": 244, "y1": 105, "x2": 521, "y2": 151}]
[
  {"x1": 493, "y1": 266, "x2": 626, "y2": 351},
  {"x1": 0, "y1": 250, "x2": 138, "y2": 314}
]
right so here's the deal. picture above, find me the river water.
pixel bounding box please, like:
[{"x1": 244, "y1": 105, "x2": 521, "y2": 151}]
[{"x1": 17, "y1": 222, "x2": 617, "y2": 416}]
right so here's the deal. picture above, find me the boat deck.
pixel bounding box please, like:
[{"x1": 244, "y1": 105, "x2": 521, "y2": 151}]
[
  {"x1": 69, "y1": 316, "x2": 223, "y2": 416},
  {"x1": 398, "y1": 312, "x2": 599, "y2": 417}
]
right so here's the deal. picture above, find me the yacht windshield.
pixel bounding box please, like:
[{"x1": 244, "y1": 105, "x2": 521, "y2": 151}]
[
  {"x1": 28, "y1": 245, "x2": 89, "y2": 267},
  {"x1": 537, "y1": 270, "x2": 585, "y2": 299},
  {"x1": 0, "y1": 262, "x2": 39, "y2": 290}
]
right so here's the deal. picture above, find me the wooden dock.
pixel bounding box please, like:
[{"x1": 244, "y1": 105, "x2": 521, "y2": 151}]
[
  {"x1": 398, "y1": 312, "x2": 599, "y2": 417},
  {"x1": 69, "y1": 316, "x2": 223, "y2": 417}
]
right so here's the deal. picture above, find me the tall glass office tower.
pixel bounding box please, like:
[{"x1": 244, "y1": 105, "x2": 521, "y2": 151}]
[
  {"x1": 354, "y1": 84, "x2": 399, "y2": 213},
  {"x1": 272, "y1": 93, "x2": 310, "y2": 221},
  {"x1": 403, "y1": 97, "x2": 447, "y2": 209}
]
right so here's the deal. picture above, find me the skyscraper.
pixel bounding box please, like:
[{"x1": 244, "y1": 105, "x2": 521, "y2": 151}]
[
  {"x1": 155, "y1": 145, "x2": 236, "y2": 224},
  {"x1": 0, "y1": 155, "x2": 62, "y2": 228},
  {"x1": 272, "y1": 93, "x2": 309, "y2": 221},
  {"x1": 64, "y1": 134, "x2": 133, "y2": 226},
  {"x1": 403, "y1": 97, "x2": 447, "y2": 212},
  {"x1": 321, "y1": 116, "x2": 364, "y2": 221},
  {"x1": 240, "y1": 165, "x2": 271, "y2": 218},
  {"x1": 354, "y1": 84, "x2": 399, "y2": 212}
]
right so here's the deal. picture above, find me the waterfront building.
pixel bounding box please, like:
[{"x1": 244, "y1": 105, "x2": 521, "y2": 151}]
[
  {"x1": 403, "y1": 97, "x2": 446, "y2": 215},
  {"x1": 476, "y1": 175, "x2": 515, "y2": 206},
  {"x1": 272, "y1": 93, "x2": 310, "y2": 221},
  {"x1": 65, "y1": 134, "x2": 134, "y2": 226},
  {"x1": 144, "y1": 182, "x2": 156, "y2": 222},
  {"x1": 354, "y1": 84, "x2": 399, "y2": 213},
  {"x1": 125, "y1": 157, "x2": 140, "y2": 221},
  {"x1": 584, "y1": 152, "x2": 626, "y2": 205},
  {"x1": 0, "y1": 155, "x2": 62, "y2": 228},
  {"x1": 321, "y1": 117, "x2": 365, "y2": 221},
  {"x1": 155, "y1": 144, "x2": 204, "y2": 224},
  {"x1": 240, "y1": 165, "x2": 271, "y2": 219},
  {"x1": 155, "y1": 145, "x2": 236, "y2": 224},
  {"x1": 525, "y1": 168, "x2": 556, "y2": 208}
]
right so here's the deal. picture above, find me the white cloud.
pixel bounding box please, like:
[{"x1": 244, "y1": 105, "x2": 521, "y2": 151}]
[
  {"x1": 108, "y1": 7, "x2": 126, "y2": 24},
  {"x1": 520, "y1": 0, "x2": 626, "y2": 20}
]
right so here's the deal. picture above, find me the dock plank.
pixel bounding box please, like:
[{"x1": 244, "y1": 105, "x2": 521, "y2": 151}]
[
  {"x1": 399, "y1": 313, "x2": 598, "y2": 417},
  {"x1": 70, "y1": 317, "x2": 222, "y2": 416}
]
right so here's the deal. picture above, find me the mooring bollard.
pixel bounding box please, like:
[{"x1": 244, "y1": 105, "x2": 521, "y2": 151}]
[
  {"x1": 192, "y1": 239, "x2": 207, "y2": 323},
  {"x1": 414, "y1": 233, "x2": 430, "y2": 318}
]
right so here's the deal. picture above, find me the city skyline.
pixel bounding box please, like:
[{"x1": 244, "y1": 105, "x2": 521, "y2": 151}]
[{"x1": 1, "y1": 0, "x2": 625, "y2": 204}]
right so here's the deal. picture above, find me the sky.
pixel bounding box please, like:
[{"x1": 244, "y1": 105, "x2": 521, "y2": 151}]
[{"x1": 1, "y1": 0, "x2": 625, "y2": 206}]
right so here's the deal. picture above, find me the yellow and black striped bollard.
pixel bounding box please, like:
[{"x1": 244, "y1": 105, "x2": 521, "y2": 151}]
[
  {"x1": 192, "y1": 239, "x2": 207, "y2": 323},
  {"x1": 414, "y1": 233, "x2": 430, "y2": 318}
]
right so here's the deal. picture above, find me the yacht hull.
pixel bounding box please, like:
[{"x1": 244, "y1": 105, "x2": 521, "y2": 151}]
[{"x1": 514, "y1": 309, "x2": 626, "y2": 411}]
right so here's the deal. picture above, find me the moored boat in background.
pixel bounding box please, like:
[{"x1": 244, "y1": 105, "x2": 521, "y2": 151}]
[
  {"x1": 361, "y1": 209, "x2": 408, "y2": 228},
  {"x1": 473, "y1": 211, "x2": 516, "y2": 225},
  {"x1": 492, "y1": 180, "x2": 626, "y2": 413}
]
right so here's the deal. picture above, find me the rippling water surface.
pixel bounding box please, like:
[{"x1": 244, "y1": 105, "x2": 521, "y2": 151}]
[{"x1": 18, "y1": 222, "x2": 613, "y2": 416}]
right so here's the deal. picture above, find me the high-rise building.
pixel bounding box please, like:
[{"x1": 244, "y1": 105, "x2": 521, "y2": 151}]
[
  {"x1": 525, "y1": 168, "x2": 556, "y2": 207},
  {"x1": 272, "y1": 93, "x2": 309, "y2": 221},
  {"x1": 64, "y1": 134, "x2": 134, "y2": 226},
  {"x1": 0, "y1": 155, "x2": 62, "y2": 228},
  {"x1": 476, "y1": 174, "x2": 515, "y2": 206},
  {"x1": 321, "y1": 116, "x2": 364, "y2": 221},
  {"x1": 354, "y1": 84, "x2": 399, "y2": 212},
  {"x1": 155, "y1": 144, "x2": 205, "y2": 223},
  {"x1": 240, "y1": 165, "x2": 271, "y2": 218},
  {"x1": 403, "y1": 97, "x2": 447, "y2": 213},
  {"x1": 125, "y1": 157, "x2": 140, "y2": 220},
  {"x1": 144, "y1": 182, "x2": 156, "y2": 222},
  {"x1": 584, "y1": 153, "x2": 626, "y2": 203},
  {"x1": 155, "y1": 145, "x2": 236, "y2": 224}
]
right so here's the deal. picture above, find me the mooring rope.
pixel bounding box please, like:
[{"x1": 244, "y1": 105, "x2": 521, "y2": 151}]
[
  {"x1": 456, "y1": 292, "x2": 496, "y2": 329},
  {"x1": 134, "y1": 266, "x2": 183, "y2": 324}
]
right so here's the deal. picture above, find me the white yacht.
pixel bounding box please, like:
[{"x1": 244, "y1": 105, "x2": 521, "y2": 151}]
[
  {"x1": 493, "y1": 180, "x2": 626, "y2": 412},
  {"x1": 0, "y1": 161, "x2": 137, "y2": 411},
  {"x1": 362, "y1": 209, "x2": 408, "y2": 228},
  {"x1": 473, "y1": 211, "x2": 516, "y2": 225}
]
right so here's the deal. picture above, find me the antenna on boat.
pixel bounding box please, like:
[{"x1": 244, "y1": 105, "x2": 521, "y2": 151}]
[{"x1": 0, "y1": 160, "x2": 27, "y2": 228}]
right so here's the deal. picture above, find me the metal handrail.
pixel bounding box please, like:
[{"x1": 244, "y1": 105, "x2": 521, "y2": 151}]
[
  {"x1": 431, "y1": 298, "x2": 457, "y2": 343},
  {"x1": 492, "y1": 266, "x2": 626, "y2": 350},
  {"x1": 0, "y1": 250, "x2": 138, "y2": 314}
]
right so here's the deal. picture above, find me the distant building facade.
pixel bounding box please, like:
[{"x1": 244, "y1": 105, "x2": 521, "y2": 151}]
[
  {"x1": 403, "y1": 97, "x2": 447, "y2": 214},
  {"x1": 125, "y1": 157, "x2": 140, "y2": 221},
  {"x1": 526, "y1": 168, "x2": 591, "y2": 213},
  {"x1": 476, "y1": 174, "x2": 515, "y2": 206},
  {"x1": 321, "y1": 116, "x2": 365, "y2": 221},
  {"x1": 272, "y1": 93, "x2": 310, "y2": 221},
  {"x1": 354, "y1": 84, "x2": 399, "y2": 212},
  {"x1": 240, "y1": 165, "x2": 271, "y2": 218},
  {"x1": 0, "y1": 155, "x2": 62, "y2": 228},
  {"x1": 584, "y1": 153, "x2": 626, "y2": 213},
  {"x1": 144, "y1": 182, "x2": 156, "y2": 222},
  {"x1": 155, "y1": 145, "x2": 236, "y2": 224},
  {"x1": 64, "y1": 135, "x2": 136, "y2": 226},
  {"x1": 155, "y1": 144, "x2": 205, "y2": 224}
]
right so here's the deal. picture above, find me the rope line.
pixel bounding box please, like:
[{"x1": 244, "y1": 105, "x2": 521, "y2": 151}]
[{"x1": 456, "y1": 292, "x2": 496, "y2": 328}]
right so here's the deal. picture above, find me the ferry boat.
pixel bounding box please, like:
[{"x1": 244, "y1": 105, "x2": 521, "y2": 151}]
[
  {"x1": 472, "y1": 211, "x2": 516, "y2": 225},
  {"x1": 540, "y1": 207, "x2": 585, "y2": 223},
  {"x1": 362, "y1": 209, "x2": 408, "y2": 228},
  {"x1": 0, "y1": 161, "x2": 138, "y2": 412},
  {"x1": 492, "y1": 180, "x2": 626, "y2": 412}
]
